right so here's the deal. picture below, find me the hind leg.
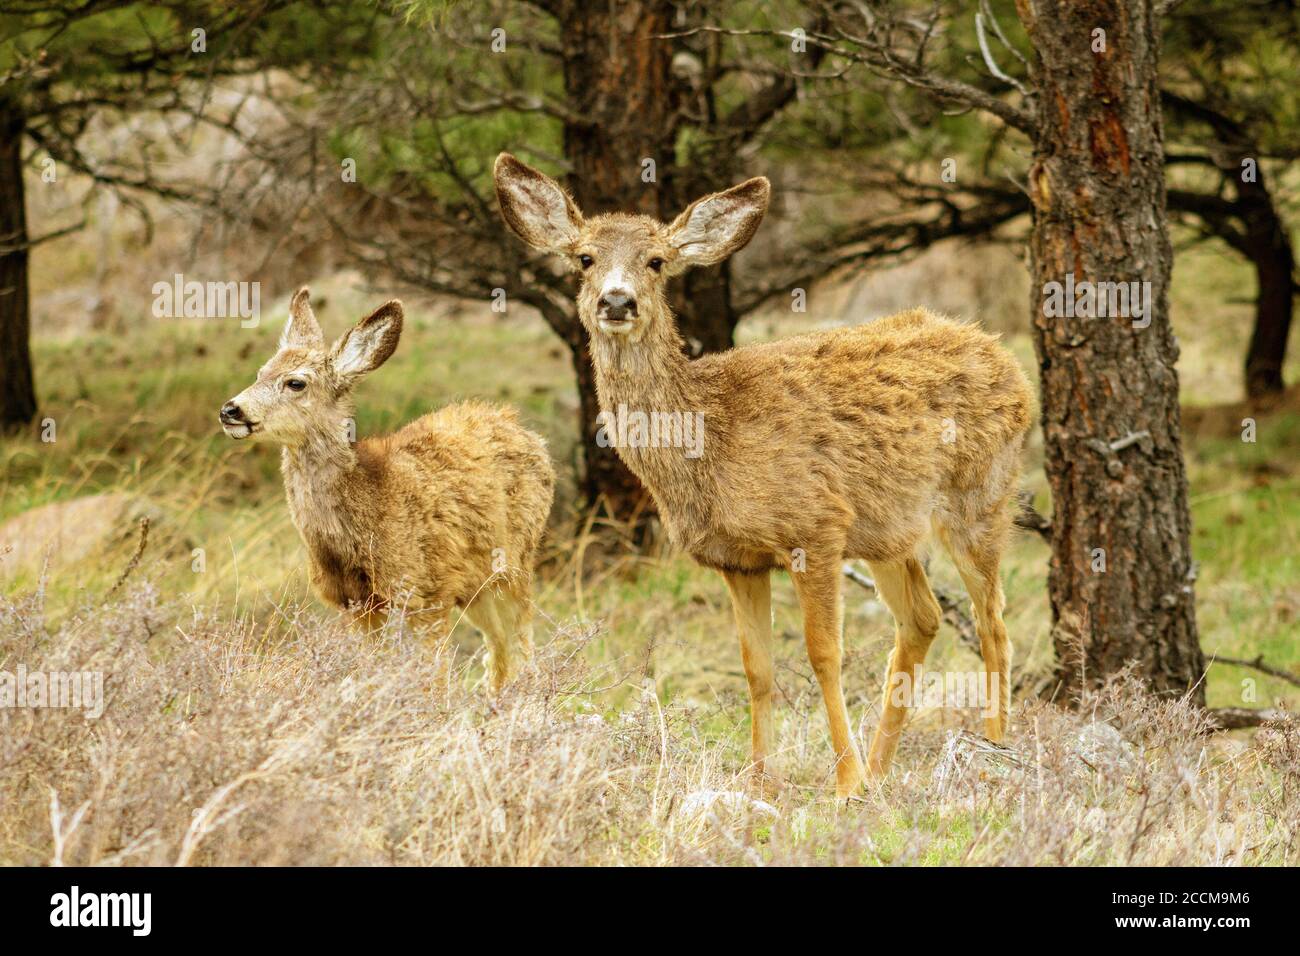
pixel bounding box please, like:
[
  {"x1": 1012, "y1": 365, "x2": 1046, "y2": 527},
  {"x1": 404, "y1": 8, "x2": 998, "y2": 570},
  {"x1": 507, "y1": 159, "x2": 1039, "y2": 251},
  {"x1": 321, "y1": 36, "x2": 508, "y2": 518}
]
[
  {"x1": 469, "y1": 579, "x2": 539, "y2": 692},
  {"x1": 502, "y1": 580, "x2": 537, "y2": 668},
  {"x1": 865, "y1": 557, "x2": 942, "y2": 776},
  {"x1": 938, "y1": 512, "x2": 1014, "y2": 742},
  {"x1": 723, "y1": 569, "x2": 775, "y2": 783},
  {"x1": 464, "y1": 592, "x2": 517, "y2": 693}
]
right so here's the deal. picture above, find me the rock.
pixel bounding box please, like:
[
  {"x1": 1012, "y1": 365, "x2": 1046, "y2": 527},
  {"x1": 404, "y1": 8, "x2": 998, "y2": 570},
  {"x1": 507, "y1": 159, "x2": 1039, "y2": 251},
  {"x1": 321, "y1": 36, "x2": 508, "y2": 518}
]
[
  {"x1": 1080, "y1": 806, "x2": 1109, "y2": 833},
  {"x1": 931, "y1": 728, "x2": 1028, "y2": 799},
  {"x1": 0, "y1": 493, "x2": 160, "y2": 585},
  {"x1": 1073, "y1": 721, "x2": 1139, "y2": 770},
  {"x1": 678, "y1": 789, "x2": 779, "y2": 820}
]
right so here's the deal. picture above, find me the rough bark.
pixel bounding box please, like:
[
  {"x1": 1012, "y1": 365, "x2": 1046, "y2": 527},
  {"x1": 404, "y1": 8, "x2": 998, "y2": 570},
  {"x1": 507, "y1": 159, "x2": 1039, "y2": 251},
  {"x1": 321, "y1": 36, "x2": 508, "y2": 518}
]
[
  {"x1": 555, "y1": 0, "x2": 740, "y2": 519},
  {"x1": 1020, "y1": 0, "x2": 1204, "y2": 703},
  {"x1": 555, "y1": 0, "x2": 677, "y2": 519},
  {"x1": 0, "y1": 105, "x2": 35, "y2": 433}
]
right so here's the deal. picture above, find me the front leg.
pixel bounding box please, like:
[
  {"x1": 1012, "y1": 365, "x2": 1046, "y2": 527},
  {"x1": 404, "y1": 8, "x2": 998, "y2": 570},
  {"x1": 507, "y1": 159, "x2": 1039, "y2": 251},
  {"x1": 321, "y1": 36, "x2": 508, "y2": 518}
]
[
  {"x1": 790, "y1": 561, "x2": 866, "y2": 799},
  {"x1": 722, "y1": 569, "x2": 774, "y2": 783}
]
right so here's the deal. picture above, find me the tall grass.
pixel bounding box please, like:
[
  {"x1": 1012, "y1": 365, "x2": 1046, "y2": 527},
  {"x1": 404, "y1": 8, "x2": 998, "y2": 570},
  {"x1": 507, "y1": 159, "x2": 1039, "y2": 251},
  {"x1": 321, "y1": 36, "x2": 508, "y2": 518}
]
[{"x1": 3, "y1": 578, "x2": 1296, "y2": 866}]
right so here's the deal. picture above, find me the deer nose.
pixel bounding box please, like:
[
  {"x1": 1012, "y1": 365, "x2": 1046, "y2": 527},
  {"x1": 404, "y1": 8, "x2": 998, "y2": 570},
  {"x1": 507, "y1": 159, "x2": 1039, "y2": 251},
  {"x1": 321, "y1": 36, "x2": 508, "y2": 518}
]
[
  {"x1": 220, "y1": 401, "x2": 245, "y2": 424},
  {"x1": 599, "y1": 292, "x2": 636, "y2": 322}
]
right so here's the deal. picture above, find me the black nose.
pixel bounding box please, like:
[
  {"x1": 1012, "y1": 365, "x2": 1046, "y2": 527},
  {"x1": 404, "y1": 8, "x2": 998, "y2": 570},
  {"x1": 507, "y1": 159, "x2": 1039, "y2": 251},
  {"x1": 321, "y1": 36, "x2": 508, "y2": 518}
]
[
  {"x1": 220, "y1": 401, "x2": 244, "y2": 423},
  {"x1": 599, "y1": 292, "x2": 636, "y2": 322}
]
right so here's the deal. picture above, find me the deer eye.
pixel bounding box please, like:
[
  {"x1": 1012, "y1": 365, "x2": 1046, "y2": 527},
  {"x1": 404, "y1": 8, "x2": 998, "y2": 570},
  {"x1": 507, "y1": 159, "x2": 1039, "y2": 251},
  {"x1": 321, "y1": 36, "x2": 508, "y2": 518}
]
[
  {"x1": 647, "y1": 257, "x2": 664, "y2": 273},
  {"x1": 285, "y1": 378, "x2": 307, "y2": 392},
  {"x1": 578, "y1": 254, "x2": 594, "y2": 269}
]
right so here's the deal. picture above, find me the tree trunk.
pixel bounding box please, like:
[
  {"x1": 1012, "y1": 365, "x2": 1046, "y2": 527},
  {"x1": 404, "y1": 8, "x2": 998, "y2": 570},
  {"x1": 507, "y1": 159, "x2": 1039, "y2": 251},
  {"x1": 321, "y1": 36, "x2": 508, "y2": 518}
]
[
  {"x1": 672, "y1": 263, "x2": 736, "y2": 355},
  {"x1": 1239, "y1": 171, "x2": 1294, "y2": 401},
  {"x1": 1021, "y1": 0, "x2": 1204, "y2": 704},
  {"x1": 559, "y1": 0, "x2": 677, "y2": 219},
  {"x1": 556, "y1": 0, "x2": 740, "y2": 520},
  {"x1": 0, "y1": 105, "x2": 35, "y2": 433},
  {"x1": 1162, "y1": 91, "x2": 1294, "y2": 402}
]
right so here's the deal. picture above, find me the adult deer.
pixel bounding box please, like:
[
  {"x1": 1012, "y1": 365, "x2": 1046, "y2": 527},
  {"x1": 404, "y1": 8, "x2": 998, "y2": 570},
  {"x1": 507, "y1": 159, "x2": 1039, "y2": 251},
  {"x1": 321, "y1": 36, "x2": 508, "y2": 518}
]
[
  {"x1": 220, "y1": 289, "x2": 554, "y2": 691},
  {"x1": 494, "y1": 154, "x2": 1032, "y2": 797}
]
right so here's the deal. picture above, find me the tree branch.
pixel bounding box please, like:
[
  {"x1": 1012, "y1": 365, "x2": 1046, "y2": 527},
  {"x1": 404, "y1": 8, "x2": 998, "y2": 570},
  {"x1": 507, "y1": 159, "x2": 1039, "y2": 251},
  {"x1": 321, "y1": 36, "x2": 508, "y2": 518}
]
[
  {"x1": 1212, "y1": 654, "x2": 1300, "y2": 688},
  {"x1": 1208, "y1": 707, "x2": 1294, "y2": 730}
]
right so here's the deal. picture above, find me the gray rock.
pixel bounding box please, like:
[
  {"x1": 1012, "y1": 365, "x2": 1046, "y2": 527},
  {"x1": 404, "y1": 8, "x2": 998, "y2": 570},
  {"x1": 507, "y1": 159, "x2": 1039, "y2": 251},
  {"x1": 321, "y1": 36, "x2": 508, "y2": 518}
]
[{"x1": 0, "y1": 493, "x2": 160, "y2": 585}]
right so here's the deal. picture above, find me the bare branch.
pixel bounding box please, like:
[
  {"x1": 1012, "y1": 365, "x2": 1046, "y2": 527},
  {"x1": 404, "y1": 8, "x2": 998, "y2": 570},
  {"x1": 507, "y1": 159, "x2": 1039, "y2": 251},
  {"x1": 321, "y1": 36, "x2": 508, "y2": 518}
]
[
  {"x1": 844, "y1": 562, "x2": 981, "y2": 655},
  {"x1": 974, "y1": 4, "x2": 1029, "y2": 98},
  {"x1": 1208, "y1": 707, "x2": 1294, "y2": 730},
  {"x1": 661, "y1": 22, "x2": 1036, "y2": 134},
  {"x1": 1212, "y1": 655, "x2": 1300, "y2": 689}
]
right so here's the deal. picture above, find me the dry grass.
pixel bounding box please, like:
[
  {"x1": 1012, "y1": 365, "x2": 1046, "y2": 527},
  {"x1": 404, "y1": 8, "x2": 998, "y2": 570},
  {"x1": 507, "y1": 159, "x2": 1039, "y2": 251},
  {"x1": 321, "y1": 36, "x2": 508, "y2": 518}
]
[{"x1": 3, "y1": 577, "x2": 1295, "y2": 867}]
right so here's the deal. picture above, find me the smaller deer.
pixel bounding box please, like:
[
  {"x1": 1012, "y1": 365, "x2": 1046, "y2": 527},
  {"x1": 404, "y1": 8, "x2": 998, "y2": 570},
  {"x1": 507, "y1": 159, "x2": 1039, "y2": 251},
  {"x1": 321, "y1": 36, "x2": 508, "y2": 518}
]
[{"x1": 220, "y1": 288, "x2": 555, "y2": 691}]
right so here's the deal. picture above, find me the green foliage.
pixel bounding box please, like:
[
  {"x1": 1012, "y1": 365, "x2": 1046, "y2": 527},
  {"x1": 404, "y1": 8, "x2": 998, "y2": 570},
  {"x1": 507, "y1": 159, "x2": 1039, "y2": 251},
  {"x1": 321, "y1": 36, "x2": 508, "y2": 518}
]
[
  {"x1": 0, "y1": 2, "x2": 379, "y2": 117},
  {"x1": 1164, "y1": 0, "x2": 1300, "y2": 157}
]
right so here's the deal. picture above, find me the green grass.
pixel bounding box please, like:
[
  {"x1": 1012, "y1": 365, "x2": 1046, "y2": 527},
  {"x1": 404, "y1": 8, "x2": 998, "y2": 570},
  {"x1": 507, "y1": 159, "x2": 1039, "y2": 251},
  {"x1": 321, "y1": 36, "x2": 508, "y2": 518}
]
[{"x1": 1188, "y1": 412, "x2": 1300, "y2": 709}]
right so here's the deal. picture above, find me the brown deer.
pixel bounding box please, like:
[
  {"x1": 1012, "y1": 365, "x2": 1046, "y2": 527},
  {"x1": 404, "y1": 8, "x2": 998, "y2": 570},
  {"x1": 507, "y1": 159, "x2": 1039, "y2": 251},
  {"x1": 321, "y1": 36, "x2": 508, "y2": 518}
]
[
  {"x1": 495, "y1": 154, "x2": 1033, "y2": 796},
  {"x1": 220, "y1": 288, "x2": 555, "y2": 691}
]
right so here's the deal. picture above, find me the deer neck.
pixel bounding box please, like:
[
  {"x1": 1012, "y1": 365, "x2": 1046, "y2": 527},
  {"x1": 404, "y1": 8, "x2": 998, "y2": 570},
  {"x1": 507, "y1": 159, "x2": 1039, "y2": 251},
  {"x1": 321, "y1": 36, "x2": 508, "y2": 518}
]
[
  {"x1": 589, "y1": 314, "x2": 720, "y2": 521},
  {"x1": 279, "y1": 419, "x2": 364, "y2": 553},
  {"x1": 591, "y1": 321, "x2": 701, "y2": 413}
]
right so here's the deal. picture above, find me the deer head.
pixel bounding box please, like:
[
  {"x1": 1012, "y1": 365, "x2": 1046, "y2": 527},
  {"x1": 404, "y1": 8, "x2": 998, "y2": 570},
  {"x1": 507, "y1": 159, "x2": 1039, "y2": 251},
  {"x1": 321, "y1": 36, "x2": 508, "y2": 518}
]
[
  {"x1": 493, "y1": 153, "x2": 770, "y2": 344},
  {"x1": 220, "y1": 288, "x2": 403, "y2": 445}
]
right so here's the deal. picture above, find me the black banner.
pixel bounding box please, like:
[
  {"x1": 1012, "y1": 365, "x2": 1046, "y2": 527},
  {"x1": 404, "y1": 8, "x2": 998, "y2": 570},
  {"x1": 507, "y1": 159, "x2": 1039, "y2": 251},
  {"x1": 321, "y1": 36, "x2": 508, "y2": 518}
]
[{"x1": 0, "y1": 867, "x2": 1272, "y2": 943}]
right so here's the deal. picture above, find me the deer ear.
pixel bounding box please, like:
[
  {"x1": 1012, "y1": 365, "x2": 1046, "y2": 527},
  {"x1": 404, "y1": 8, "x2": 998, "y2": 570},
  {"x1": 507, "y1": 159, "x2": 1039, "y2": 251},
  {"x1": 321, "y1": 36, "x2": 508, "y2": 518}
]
[
  {"x1": 282, "y1": 287, "x2": 325, "y2": 349},
  {"x1": 331, "y1": 300, "x2": 403, "y2": 381},
  {"x1": 494, "y1": 152, "x2": 583, "y2": 253},
  {"x1": 666, "y1": 177, "x2": 770, "y2": 267}
]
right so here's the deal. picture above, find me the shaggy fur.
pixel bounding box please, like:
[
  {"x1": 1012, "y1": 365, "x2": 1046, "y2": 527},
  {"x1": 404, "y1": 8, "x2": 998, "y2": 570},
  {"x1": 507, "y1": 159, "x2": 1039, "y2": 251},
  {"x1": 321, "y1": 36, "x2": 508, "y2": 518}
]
[
  {"x1": 496, "y1": 154, "x2": 1032, "y2": 795},
  {"x1": 221, "y1": 289, "x2": 555, "y2": 690}
]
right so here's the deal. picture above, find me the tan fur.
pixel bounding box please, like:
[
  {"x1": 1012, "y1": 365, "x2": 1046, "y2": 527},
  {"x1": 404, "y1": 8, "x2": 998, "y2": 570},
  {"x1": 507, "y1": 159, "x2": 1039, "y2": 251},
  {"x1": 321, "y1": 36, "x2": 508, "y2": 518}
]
[
  {"x1": 221, "y1": 289, "x2": 555, "y2": 691},
  {"x1": 496, "y1": 154, "x2": 1033, "y2": 794}
]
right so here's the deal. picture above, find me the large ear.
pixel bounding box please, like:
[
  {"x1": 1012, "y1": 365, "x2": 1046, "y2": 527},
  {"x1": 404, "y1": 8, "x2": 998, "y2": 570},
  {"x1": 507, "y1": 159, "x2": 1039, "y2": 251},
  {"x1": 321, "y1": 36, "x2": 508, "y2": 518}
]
[
  {"x1": 665, "y1": 177, "x2": 771, "y2": 267},
  {"x1": 331, "y1": 300, "x2": 403, "y2": 381},
  {"x1": 494, "y1": 152, "x2": 584, "y2": 253},
  {"x1": 282, "y1": 287, "x2": 325, "y2": 349}
]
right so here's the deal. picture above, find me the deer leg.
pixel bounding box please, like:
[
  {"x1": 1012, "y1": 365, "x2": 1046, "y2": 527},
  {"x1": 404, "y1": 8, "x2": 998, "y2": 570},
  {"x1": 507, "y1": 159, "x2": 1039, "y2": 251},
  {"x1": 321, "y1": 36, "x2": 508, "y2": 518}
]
[
  {"x1": 723, "y1": 569, "x2": 775, "y2": 783},
  {"x1": 502, "y1": 583, "x2": 536, "y2": 668},
  {"x1": 865, "y1": 557, "x2": 942, "y2": 777},
  {"x1": 464, "y1": 592, "x2": 515, "y2": 693},
  {"x1": 513, "y1": 593, "x2": 536, "y2": 662},
  {"x1": 943, "y1": 528, "x2": 1013, "y2": 743},
  {"x1": 791, "y1": 563, "x2": 865, "y2": 799}
]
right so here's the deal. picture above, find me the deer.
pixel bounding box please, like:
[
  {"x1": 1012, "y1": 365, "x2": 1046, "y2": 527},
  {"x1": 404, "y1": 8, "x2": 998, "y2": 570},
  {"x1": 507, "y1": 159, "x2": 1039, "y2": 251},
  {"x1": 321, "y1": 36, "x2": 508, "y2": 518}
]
[
  {"x1": 219, "y1": 288, "x2": 555, "y2": 692},
  {"x1": 494, "y1": 153, "x2": 1033, "y2": 797}
]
